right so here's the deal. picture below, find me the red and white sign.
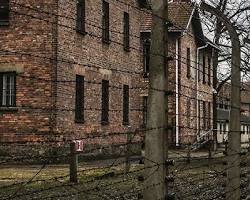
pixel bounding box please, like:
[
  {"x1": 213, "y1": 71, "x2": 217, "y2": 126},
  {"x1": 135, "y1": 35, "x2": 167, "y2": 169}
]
[{"x1": 74, "y1": 140, "x2": 84, "y2": 152}]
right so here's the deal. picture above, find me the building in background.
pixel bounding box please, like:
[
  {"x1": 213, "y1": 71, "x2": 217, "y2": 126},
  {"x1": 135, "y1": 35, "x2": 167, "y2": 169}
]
[
  {"x1": 140, "y1": 0, "x2": 218, "y2": 145},
  {"x1": 216, "y1": 82, "x2": 250, "y2": 147}
]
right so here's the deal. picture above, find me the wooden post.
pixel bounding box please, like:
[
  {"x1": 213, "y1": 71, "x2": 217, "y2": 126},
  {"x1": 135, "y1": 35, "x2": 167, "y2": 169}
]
[
  {"x1": 187, "y1": 143, "x2": 191, "y2": 164},
  {"x1": 125, "y1": 126, "x2": 132, "y2": 173},
  {"x1": 225, "y1": 141, "x2": 228, "y2": 155},
  {"x1": 208, "y1": 140, "x2": 212, "y2": 160},
  {"x1": 143, "y1": 0, "x2": 168, "y2": 199},
  {"x1": 70, "y1": 142, "x2": 78, "y2": 183}
]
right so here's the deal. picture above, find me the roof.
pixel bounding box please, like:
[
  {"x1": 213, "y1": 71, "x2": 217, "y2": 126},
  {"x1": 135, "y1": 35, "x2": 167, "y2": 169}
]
[
  {"x1": 141, "y1": 1, "x2": 195, "y2": 32},
  {"x1": 241, "y1": 82, "x2": 250, "y2": 103},
  {"x1": 217, "y1": 109, "x2": 250, "y2": 124},
  {"x1": 218, "y1": 81, "x2": 250, "y2": 104}
]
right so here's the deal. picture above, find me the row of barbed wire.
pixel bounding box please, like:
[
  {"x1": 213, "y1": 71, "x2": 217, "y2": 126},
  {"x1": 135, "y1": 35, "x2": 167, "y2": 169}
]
[
  {"x1": 0, "y1": 0, "x2": 250, "y2": 199},
  {"x1": 0, "y1": 137, "x2": 249, "y2": 200}
]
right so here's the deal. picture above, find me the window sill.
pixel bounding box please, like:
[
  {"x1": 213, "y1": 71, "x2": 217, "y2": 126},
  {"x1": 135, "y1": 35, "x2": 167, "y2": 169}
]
[
  {"x1": 102, "y1": 39, "x2": 111, "y2": 45},
  {"x1": 124, "y1": 47, "x2": 130, "y2": 52},
  {"x1": 123, "y1": 122, "x2": 129, "y2": 126},
  {"x1": 75, "y1": 119, "x2": 85, "y2": 124},
  {"x1": 0, "y1": 107, "x2": 18, "y2": 112},
  {"x1": 76, "y1": 29, "x2": 87, "y2": 36},
  {"x1": 101, "y1": 121, "x2": 109, "y2": 126},
  {"x1": 0, "y1": 21, "x2": 9, "y2": 26}
]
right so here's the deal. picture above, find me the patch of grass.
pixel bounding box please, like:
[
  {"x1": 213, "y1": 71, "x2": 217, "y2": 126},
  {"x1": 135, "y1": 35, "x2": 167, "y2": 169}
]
[{"x1": 0, "y1": 154, "x2": 249, "y2": 200}]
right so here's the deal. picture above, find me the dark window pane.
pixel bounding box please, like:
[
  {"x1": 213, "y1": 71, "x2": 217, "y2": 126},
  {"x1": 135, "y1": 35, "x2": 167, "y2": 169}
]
[
  {"x1": 101, "y1": 80, "x2": 109, "y2": 124},
  {"x1": 208, "y1": 57, "x2": 211, "y2": 86},
  {"x1": 186, "y1": 48, "x2": 191, "y2": 78},
  {"x1": 0, "y1": 0, "x2": 9, "y2": 25},
  {"x1": 203, "y1": 56, "x2": 206, "y2": 84},
  {"x1": 102, "y1": 1, "x2": 110, "y2": 43},
  {"x1": 0, "y1": 72, "x2": 16, "y2": 107},
  {"x1": 143, "y1": 96, "x2": 148, "y2": 126},
  {"x1": 123, "y1": 12, "x2": 129, "y2": 51},
  {"x1": 75, "y1": 75, "x2": 84, "y2": 123},
  {"x1": 123, "y1": 85, "x2": 129, "y2": 125},
  {"x1": 208, "y1": 102, "x2": 211, "y2": 129},
  {"x1": 186, "y1": 98, "x2": 191, "y2": 128},
  {"x1": 76, "y1": 0, "x2": 86, "y2": 34},
  {"x1": 143, "y1": 40, "x2": 150, "y2": 76},
  {"x1": 203, "y1": 101, "x2": 206, "y2": 129}
]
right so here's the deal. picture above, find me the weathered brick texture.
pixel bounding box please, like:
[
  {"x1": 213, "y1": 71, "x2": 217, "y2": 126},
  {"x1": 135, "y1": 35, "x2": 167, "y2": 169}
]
[
  {"x1": 0, "y1": 0, "x2": 58, "y2": 142},
  {"x1": 0, "y1": 0, "x2": 145, "y2": 145}
]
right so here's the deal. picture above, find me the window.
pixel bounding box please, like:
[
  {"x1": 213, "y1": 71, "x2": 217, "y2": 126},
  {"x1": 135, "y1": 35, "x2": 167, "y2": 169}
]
[
  {"x1": 224, "y1": 98, "x2": 229, "y2": 110},
  {"x1": 208, "y1": 102, "x2": 211, "y2": 129},
  {"x1": 143, "y1": 96, "x2": 148, "y2": 126},
  {"x1": 123, "y1": 85, "x2": 129, "y2": 125},
  {"x1": 75, "y1": 75, "x2": 84, "y2": 123},
  {"x1": 219, "y1": 97, "x2": 224, "y2": 109},
  {"x1": 208, "y1": 57, "x2": 211, "y2": 86},
  {"x1": 101, "y1": 80, "x2": 109, "y2": 124},
  {"x1": 0, "y1": 0, "x2": 9, "y2": 25},
  {"x1": 198, "y1": 100, "x2": 201, "y2": 132},
  {"x1": 0, "y1": 72, "x2": 16, "y2": 107},
  {"x1": 203, "y1": 101, "x2": 206, "y2": 129},
  {"x1": 76, "y1": 0, "x2": 86, "y2": 34},
  {"x1": 203, "y1": 55, "x2": 206, "y2": 84},
  {"x1": 222, "y1": 123, "x2": 226, "y2": 135},
  {"x1": 143, "y1": 39, "x2": 150, "y2": 77},
  {"x1": 123, "y1": 12, "x2": 130, "y2": 51},
  {"x1": 186, "y1": 48, "x2": 191, "y2": 78},
  {"x1": 186, "y1": 99, "x2": 191, "y2": 128},
  {"x1": 198, "y1": 55, "x2": 201, "y2": 82},
  {"x1": 102, "y1": 1, "x2": 110, "y2": 43},
  {"x1": 219, "y1": 123, "x2": 222, "y2": 134}
]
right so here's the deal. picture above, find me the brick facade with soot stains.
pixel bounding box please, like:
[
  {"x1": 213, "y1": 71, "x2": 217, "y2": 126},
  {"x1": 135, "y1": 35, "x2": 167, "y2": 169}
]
[{"x1": 0, "y1": 0, "x2": 146, "y2": 147}]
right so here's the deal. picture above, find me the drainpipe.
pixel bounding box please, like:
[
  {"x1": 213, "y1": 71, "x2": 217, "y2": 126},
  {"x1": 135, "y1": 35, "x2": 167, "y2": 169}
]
[
  {"x1": 176, "y1": 39, "x2": 179, "y2": 146},
  {"x1": 196, "y1": 44, "x2": 208, "y2": 140}
]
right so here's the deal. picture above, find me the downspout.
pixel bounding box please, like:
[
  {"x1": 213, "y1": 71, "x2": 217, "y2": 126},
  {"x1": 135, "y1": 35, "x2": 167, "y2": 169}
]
[
  {"x1": 196, "y1": 44, "x2": 208, "y2": 140},
  {"x1": 176, "y1": 39, "x2": 179, "y2": 146}
]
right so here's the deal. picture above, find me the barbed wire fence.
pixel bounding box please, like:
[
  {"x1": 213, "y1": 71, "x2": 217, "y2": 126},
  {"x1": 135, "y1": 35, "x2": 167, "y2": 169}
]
[{"x1": 0, "y1": 0, "x2": 249, "y2": 200}]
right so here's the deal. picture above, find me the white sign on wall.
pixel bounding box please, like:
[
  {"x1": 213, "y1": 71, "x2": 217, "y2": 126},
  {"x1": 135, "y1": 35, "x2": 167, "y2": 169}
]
[{"x1": 74, "y1": 140, "x2": 84, "y2": 152}]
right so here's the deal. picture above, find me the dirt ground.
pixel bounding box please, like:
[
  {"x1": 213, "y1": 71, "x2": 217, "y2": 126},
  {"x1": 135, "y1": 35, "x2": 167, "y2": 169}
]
[{"x1": 0, "y1": 151, "x2": 249, "y2": 200}]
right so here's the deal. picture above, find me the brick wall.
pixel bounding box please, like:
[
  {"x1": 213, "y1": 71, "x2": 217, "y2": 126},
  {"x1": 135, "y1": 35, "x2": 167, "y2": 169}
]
[
  {"x1": 0, "y1": 0, "x2": 58, "y2": 142},
  {"x1": 0, "y1": 0, "x2": 145, "y2": 146},
  {"x1": 54, "y1": 0, "x2": 144, "y2": 144}
]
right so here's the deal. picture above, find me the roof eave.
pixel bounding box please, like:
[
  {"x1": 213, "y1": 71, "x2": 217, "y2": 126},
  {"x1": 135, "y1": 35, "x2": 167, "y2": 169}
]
[{"x1": 206, "y1": 40, "x2": 221, "y2": 51}]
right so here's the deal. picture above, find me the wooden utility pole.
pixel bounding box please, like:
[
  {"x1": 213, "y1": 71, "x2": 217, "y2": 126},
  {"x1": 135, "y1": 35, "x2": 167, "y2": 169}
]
[
  {"x1": 125, "y1": 126, "x2": 132, "y2": 173},
  {"x1": 200, "y1": 2, "x2": 241, "y2": 200},
  {"x1": 70, "y1": 142, "x2": 78, "y2": 183},
  {"x1": 143, "y1": 0, "x2": 168, "y2": 199}
]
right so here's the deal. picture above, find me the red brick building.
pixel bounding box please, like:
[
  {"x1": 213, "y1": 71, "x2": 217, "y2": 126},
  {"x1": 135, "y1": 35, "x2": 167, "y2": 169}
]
[
  {"x1": 0, "y1": 0, "x2": 147, "y2": 145},
  {"x1": 216, "y1": 82, "x2": 250, "y2": 147},
  {"x1": 141, "y1": 0, "x2": 218, "y2": 145}
]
